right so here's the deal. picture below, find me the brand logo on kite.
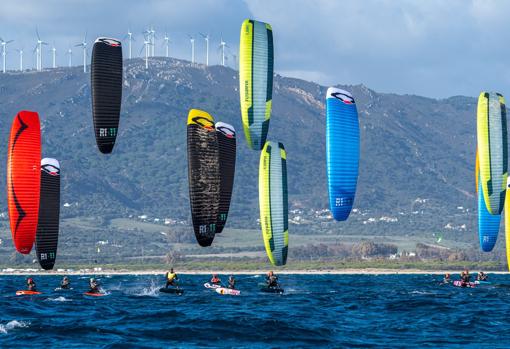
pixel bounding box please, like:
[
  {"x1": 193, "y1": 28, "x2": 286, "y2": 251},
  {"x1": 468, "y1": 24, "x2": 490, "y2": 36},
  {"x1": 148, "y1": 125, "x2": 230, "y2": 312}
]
[
  {"x1": 244, "y1": 80, "x2": 250, "y2": 102},
  {"x1": 99, "y1": 38, "x2": 121, "y2": 47},
  {"x1": 192, "y1": 116, "x2": 215, "y2": 130},
  {"x1": 331, "y1": 92, "x2": 355, "y2": 104},
  {"x1": 217, "y1": 125, "x2": 235, "y2": 138},
  {"x1": 99, "y1": 127, "x2": 117, "y2": 137},
  {"x1": 335, "y1": 197, "x2": 353, "y2": 206},
  {"x1": 42, "y1": 164, "x2": 60, "y2": 176}
]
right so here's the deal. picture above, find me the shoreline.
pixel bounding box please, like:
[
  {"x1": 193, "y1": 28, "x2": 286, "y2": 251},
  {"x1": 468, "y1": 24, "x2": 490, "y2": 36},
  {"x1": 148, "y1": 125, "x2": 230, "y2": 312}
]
[{"x1": 0, "y1": 268, "x2": 508, "y2": 276}]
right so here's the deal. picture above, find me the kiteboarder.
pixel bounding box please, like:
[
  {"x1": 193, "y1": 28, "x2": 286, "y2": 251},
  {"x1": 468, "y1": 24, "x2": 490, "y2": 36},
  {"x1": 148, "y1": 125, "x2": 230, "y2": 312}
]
[
  {"x1": 27, "y1": 277, "x2": 37, "y2": 291},
  {"x1": 227, "y1": 275, "x2": 236, "y2": 289},
  {"x1": 460, "y1": 269, "x2": 471, "y2": 286},
  {"x1": 266, "y1": 271, "x2": 279, "y2": 288},
  {"x1": 88, "y1": 278, "x2": 100, "y2": 294},
  {"x1": 165, "y1": 268, "x2": 178, "y2": 288},
  {"x1": 477, "y1": 271, "x2": 488, "y2": 281},
  {"x1": 60, "y1": 276, "x2": 71, "y2": 289},
  {"x1": 442, "y1": 273, "x2": 451, "y2": 284},
  {"x1": 210, "y1": 274, "x2": 222, "y2": 285}
]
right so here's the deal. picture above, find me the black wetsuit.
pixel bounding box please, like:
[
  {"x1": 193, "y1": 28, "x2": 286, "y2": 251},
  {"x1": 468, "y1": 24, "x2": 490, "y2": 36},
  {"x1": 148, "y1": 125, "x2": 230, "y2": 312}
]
[
  {"x1": 460, "y1": 274, "x2": 471, "y2": 286},
  {"x1": 89, "y1": 282, "x2": 100, "y2": 293},
  {"x1": 228, "y1": 279, "x2": 236, "y2": 289},
  {"x1": 267, "y1": 276, "x2": 278, "y2": 288}
]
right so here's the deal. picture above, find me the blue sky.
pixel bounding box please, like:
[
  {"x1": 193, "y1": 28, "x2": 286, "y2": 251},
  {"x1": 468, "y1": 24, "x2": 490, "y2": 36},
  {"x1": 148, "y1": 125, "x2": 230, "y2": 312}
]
[{"x1": 0, "y1": 0, "x2": 509, "y2": 98}]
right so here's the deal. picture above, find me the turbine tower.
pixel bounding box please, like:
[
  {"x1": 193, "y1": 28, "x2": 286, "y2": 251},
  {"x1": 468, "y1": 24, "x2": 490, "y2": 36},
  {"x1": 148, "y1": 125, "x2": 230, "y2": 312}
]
[
  {"x1": 0, "y1": 37, "x2": 14, "y2": 73},
  {"x1": 219, "y1": 37, "x2": 227, "y2": 66},
  {"x1": 200, "y1": 33, "x2": 209, "y2": 66},
  {"x1": 16, "y1": 48, "x2": 23, "y2": 71},
  {"x1": 75, "y1": 32, "x2": 87, "y2": 73},
  {"x1": 51, "y1": 42, "x2": 57, "y2": 68},
  {"x1": 125, "y1": 28, "x2": 135, "y2": 59},
  {"x1": 163, "y1": 33, "x2": 170, "y2": 58},
  {"x1": 140, "y1": 38, "x2": 152, "y2": 69},
  {"x1": 35, "y1": 28, "x2": 48, "y2": 71},
  {"x1": 188, "y1": 35, "x2": 195, "y2": 64},
  {"x1": 150, "y1": 27, "x2": 156, "y2": 56},
  {"x1": 33, "y1": 46, "x2": 39, "y2": 70},
  {"x1": 144, "y1": 26, "x2": 156, "y2": 57},
  {"x1": 232, "y1": 53, "x2": 237, "y2": 70},
  {"x1": 66, "y1": 46, "x2": 72, "y2": 67}
]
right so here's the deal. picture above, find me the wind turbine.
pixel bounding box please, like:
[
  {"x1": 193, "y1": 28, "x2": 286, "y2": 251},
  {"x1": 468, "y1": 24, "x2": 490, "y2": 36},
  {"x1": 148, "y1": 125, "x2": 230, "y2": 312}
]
[
  {"x1": 232, "y1": 53, "x2": 237, "y2": 70},
  {"x1": 51, "y1": 42, "x2": 57, "y2": 68},
  {"x1": 219, "y1": 37, "x2": 227, "y2": 66},
  {"x1": 188, "y1": 35, "x2": 195, "y2": 64},
  {"x1": 163, "y1": 33, "x2": 170, "y2": 58},
  {"x1": 125, "y1": 28, "x2": 135, "y2": 59},
  {"x1": 150, "y1": 27, "x2": 156, "y2": 56},
  {"x1": 200, "y1": 33, "x2": 209, "y2": 66},
  {"x1": 35, "y1": 28, "x2": 48, "y2": 71},
  {"x1": 66, "y1": 46, "x2": 72, "y2": 67},
  {"x1": 75, "y1": 32, "x2": 87, "y2": 73},
  {"x1": 0, "y1": 37, "x2": 14, "y2": 73},
  {"x1": 140, "y1": 38, "x2": 152, "y2": 69},
  {"x1": 143, "y1": 26, "x2": 156, "y2": 57},
  {"x1": 33, "y1": 46, "x2": 39, "y2": 70},
  {"x1": 16, "y1": 48, "x2": 23, "y2": 71}
]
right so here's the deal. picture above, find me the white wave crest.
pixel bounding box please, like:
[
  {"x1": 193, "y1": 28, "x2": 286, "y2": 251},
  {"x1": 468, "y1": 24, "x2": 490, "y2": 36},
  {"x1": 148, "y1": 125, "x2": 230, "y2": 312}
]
[
  {"x1": 46, "y1": 296, "x2": 71, "y2": 302},
  {"x1": 135, "y1": 279, "x2": 160, "y2": 297},
  {"x1": 0, "y1": 320, "x2": 30, "y2": 334}
]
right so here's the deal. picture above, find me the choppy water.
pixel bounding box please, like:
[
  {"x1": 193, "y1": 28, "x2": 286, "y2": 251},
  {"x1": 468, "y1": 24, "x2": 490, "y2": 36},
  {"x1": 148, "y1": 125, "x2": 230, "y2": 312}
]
[{"x1": 1, "y1": 273, "x2": 510, "y2": 348}]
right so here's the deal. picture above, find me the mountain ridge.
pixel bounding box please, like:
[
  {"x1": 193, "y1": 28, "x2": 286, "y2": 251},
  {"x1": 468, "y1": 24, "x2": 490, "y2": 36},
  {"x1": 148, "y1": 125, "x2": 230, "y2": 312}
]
[{"x1": 0, "y1": 57, "x2": 481, "y2": 246}]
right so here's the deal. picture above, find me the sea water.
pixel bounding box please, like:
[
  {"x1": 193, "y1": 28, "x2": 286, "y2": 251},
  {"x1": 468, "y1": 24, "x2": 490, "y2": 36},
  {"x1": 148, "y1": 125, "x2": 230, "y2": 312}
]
[{"x1": 1, "y1": 274, "x2": 510, "y2": 348}]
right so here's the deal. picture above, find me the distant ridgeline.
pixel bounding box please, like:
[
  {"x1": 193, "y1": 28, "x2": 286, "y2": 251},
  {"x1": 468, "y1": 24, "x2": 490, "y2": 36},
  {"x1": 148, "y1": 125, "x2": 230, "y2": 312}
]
[{"x1": 0, "y1": 57, "x2": 478, "y2": 240}]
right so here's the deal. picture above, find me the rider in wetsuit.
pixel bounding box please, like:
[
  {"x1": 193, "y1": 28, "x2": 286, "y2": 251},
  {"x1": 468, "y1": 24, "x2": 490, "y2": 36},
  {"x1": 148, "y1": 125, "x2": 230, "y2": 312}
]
[
  {"x1": 89, "y1": 278, "x2": 100, "y2": 293},
  {"x1": 460, "y1": 269, "x2": 471, "y2": 286},
  {"x1": 27, "y1": 277, "x2": 37, "y2": 291},
  {"x1": 266, "y1": 271, "x2": 279, "y2": 288},
  {"x1": 477, "y1": 271, "x2": 488, "y2": 281},
  {"x1": 165, "y1": 268, "x2": 178, "y2": 288},
  {"x1": 210, "y1": 274, "x2": 222, "y2": 285},
  {"x1": 227, "y1": 275, "x2": 236, "y2": 289},
  {"x1": 60, "y1": 276, "x2": 71, "y2": 289},
  {"x1": 443, "y1": 273, "x2": 451, "y2": 284}
]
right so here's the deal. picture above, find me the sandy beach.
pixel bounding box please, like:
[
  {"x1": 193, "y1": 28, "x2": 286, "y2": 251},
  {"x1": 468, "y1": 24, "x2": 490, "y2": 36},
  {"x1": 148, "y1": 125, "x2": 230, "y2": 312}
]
[{"x1": 0, "y1": 268, "x2": 507, "y2": 276}]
